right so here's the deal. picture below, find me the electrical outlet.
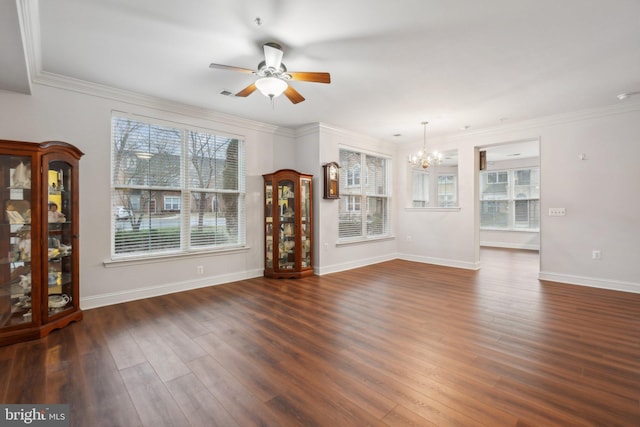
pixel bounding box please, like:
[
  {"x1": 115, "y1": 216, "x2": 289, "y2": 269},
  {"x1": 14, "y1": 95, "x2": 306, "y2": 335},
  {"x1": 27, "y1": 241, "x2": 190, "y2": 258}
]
[
  {"x1": 196, "y1": 265, "x2": 204, "y2": 274},
  {"x1": 549, "y1": 208, "x2": 566, "y2": 216},
  {"x1": 592, "y1": 250, "x2": 601, "y2": 260}
]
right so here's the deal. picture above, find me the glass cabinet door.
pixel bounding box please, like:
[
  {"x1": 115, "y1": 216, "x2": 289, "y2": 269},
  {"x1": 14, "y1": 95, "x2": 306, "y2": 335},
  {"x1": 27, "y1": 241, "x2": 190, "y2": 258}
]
[
  {"x1": 265, "y1": 181, "x2": 273, "y2": 269},
  {"x1": 1, "y1": 155, "x2": 34, "y2": 327},
  {"x1": 301, "y1": 178, "x2": 311, "y2": 268},
  {"x1": 46, "y1": 160, "x2": 74, "y2": 318},
  {"x1": 278, "y1": 179, "x2": 295, "y2": 270}
]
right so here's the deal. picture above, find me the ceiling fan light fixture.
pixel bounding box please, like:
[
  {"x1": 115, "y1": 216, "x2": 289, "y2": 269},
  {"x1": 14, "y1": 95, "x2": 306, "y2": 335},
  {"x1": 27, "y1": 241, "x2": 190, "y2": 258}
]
[
  {"x1": 255, "y1": 77, "x2": 287, "y2": 99},
  {"x1": 210, "y1": 42, "x2": 330, "y2": 105}
]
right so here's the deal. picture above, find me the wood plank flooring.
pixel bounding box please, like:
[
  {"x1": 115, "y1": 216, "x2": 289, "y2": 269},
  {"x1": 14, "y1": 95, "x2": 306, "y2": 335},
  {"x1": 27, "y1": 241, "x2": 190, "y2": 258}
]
[{"x1": 1, "y1": 248, "x2": 639, "y2": 426}]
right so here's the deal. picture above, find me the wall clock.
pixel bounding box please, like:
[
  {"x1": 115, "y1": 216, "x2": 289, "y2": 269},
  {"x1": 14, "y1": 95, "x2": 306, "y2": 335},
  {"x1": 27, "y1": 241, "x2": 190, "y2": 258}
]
[{"x1": 322, "y1": 162, "x2": 340, "y2": 199}]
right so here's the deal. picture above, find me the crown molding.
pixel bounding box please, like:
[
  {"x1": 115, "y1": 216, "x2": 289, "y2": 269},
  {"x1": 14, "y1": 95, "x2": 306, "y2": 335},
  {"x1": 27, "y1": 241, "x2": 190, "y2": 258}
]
[
  {"x1": 17, "y1": 0, "x2": 40, "y2": 85},
  {"x1": 293, "y1": 122, "x2": 322, "y2": 138},
  {"x1": 295, "y1": 122, "x2": 392, "y2": 146},
  {"x1": 443, "y1": 100, "x2": 640, "y2": 143},
  {"x1": 33, "y1": 71, "x2": 295, "y2": 137}
]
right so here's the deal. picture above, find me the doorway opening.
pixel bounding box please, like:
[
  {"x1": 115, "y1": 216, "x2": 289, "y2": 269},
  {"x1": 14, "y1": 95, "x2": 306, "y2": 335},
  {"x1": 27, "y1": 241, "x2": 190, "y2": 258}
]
[{"x1": 477, "y1": 139, "x2": 540, "y2": 271}]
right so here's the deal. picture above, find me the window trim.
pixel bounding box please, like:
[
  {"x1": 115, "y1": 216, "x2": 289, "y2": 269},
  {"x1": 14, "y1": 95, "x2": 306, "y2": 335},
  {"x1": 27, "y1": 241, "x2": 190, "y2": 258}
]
[
  {"x1": 405, "y1": 206, "x2": 461, "y2": 213},
  {"x1": 103, "y1": 244, "x2": 251, "y2": 267}
]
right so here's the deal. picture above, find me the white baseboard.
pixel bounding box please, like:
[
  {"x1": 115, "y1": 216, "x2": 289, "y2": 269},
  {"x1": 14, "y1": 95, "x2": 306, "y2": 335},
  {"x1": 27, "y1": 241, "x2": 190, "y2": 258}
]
[
  {"x1": 538, "y1": 271, "x2": 640, "y2": 294},
  {"x1": 81, "y1": 263, "x2": 639, "y2": 311},
  {"x1": 80, "y1": 268, "x2": 263, "y2": 310},
  {"x1": 398, "y1": 253, "x2": 481, "y2": 270},
  {"x1": 480, "y1": 241, "x2": 540, "y2": 250},
  {"x1": 315, "y1": 253, "x2": 399, "y2": 275}
]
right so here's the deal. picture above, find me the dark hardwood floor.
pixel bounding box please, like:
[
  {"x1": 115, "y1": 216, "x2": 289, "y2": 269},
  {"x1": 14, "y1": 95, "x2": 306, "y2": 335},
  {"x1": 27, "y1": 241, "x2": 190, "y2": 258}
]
[{"x1": 1, "y1": 248, "x2": 639, "y2": 426}]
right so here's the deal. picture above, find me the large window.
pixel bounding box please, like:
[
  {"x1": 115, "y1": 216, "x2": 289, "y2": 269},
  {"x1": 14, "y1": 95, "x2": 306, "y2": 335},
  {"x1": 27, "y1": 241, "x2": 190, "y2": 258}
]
[
  {"x1": 338, "y1": 148, "x2": 390, "y2": 240},
  {"x1": 111, "y1": 115, "x2": 245, "y2": 258},
  {"x1": 480, "y1": 168, "x2": 539, "y2": 230}
]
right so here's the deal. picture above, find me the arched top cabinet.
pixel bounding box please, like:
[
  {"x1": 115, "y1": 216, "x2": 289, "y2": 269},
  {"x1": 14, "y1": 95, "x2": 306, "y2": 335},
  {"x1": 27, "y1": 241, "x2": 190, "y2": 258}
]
[
  {"x1": 263, "y1": 169, "x2": 313, "y2": 279},
  {"x1": 0, "y1": 140, "x2": 83, "y2": 346}
]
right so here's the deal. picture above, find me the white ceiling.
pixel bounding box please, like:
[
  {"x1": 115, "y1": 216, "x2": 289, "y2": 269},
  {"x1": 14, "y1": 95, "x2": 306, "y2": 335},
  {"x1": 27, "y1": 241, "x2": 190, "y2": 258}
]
[
  {"x1": 0, "y1": 0, "x2": 31, "y2": 94},
  {"x1": 483, "y1": 139, "x2": 539, "y2": 162},
  {"x1": 2, "y1": 0, "x2": 640, "y2": 143}
]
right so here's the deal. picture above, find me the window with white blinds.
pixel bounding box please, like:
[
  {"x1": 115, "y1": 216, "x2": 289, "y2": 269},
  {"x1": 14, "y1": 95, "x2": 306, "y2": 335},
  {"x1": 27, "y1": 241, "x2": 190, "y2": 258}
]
[
  {"x1": 111, "y1": 115, "x2": 245, "y2": 258},
  {"x1": 338, "y1": 148, "x2": 390, "y2": 240},
  {"x1": 480, "y1": 167, "x2": 539, "y2": 230}
]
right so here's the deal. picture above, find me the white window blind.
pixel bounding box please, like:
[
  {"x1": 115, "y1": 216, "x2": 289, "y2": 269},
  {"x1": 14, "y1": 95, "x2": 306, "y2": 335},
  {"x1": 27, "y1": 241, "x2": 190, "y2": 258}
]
[
  {"x1": 412, "y1": 170, "x2": 430, "y2": 207},
  {"x1": 111, "y1": 115, "x2": 245, "y2": 258},
  {"x1": 338, "y1": 148, "x2": 390, "y2": 240}
]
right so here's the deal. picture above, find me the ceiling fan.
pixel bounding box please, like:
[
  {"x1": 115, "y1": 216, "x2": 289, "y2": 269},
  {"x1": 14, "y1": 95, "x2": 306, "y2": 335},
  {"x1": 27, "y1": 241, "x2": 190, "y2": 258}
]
[{"x1": 209, "y1": 42, "x2": 331, "y2": 104}]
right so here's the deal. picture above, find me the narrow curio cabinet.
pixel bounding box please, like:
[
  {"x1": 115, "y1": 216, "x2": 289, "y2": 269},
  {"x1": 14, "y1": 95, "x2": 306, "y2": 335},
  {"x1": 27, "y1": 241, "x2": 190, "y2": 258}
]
[
  {"x1": 0, "y1": 140, "x2": 83, "y2": 346},
  {"x1": 263, "y1": 169, "x2": 313, "y2": 279}
]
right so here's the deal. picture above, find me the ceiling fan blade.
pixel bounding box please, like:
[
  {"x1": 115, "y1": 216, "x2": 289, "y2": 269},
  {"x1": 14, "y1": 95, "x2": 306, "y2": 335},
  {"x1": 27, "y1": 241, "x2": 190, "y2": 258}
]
[
  {"x1": 284, "y1": 85, "x2": 305, "y2": 104},
  {"x1": 288, "y1": 72, "x2": 331, "y2": 84},
  {"x1": 209, "y1": 63, "x2": 255, "y2": 74},
  {"x1": 263, "y1": 43, "x2": 283, "y2": 70},
  {"x1": 235, "y1": 83, "x2": 257, "y2": 97}
]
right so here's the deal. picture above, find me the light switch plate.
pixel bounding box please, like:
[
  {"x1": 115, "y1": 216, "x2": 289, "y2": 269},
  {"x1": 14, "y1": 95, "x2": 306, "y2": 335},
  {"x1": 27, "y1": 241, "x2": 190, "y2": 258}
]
[{"x1": 549, "y1": 208, "x2": 566, "y2": 216}]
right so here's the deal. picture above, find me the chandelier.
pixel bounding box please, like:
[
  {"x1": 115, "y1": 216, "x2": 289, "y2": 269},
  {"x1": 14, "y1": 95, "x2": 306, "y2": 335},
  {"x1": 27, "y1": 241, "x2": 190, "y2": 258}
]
[{"x1": 408, "y1": 121, "x2": 442, "y2": 169}]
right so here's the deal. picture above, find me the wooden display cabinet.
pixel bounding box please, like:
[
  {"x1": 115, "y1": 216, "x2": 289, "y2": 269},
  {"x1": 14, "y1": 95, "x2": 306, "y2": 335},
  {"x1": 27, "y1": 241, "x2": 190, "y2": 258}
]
[
  {"x1": 0, "y1": 140, "x2": 83, "y2": 346},
  {"x1": 263, "y1": 169, "x2": 313, "y2": 279}
]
